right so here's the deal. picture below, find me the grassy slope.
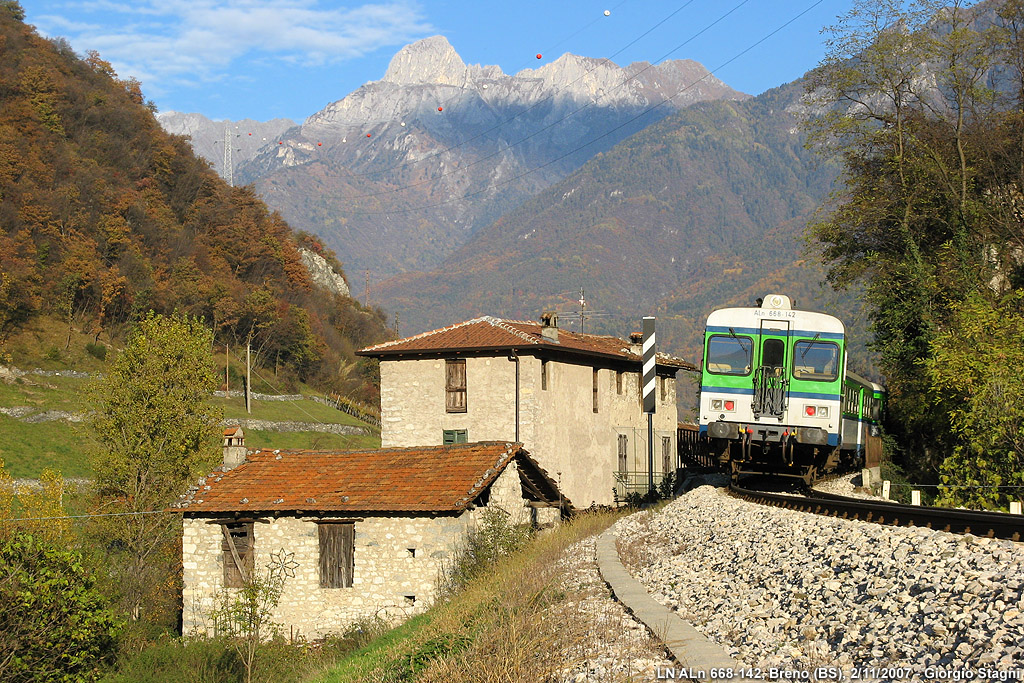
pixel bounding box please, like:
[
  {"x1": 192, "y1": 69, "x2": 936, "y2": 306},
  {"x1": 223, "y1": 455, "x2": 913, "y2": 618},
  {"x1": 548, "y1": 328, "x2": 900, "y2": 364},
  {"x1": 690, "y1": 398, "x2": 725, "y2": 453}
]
[
  {"x1": 315, "y1": 511, "x2": 621, "y2": 683},
  {"x1": 0, "y1": 317, "x2": 381, "y2": 479}
]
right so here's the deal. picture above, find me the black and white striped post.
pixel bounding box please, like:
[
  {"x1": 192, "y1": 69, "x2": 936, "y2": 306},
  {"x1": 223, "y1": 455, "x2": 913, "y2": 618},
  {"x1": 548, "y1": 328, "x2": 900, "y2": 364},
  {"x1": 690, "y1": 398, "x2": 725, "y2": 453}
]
[{"x1": 642, "y1": 316, "x2": 656, "y2": 494}]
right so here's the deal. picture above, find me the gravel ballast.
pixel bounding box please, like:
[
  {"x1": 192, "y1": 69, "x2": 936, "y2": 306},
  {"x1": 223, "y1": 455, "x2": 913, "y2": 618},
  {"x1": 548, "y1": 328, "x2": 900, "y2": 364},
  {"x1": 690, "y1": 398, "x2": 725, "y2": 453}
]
[{"x1": 612, "y1": 482, "x2": 1024, "y2": 676}]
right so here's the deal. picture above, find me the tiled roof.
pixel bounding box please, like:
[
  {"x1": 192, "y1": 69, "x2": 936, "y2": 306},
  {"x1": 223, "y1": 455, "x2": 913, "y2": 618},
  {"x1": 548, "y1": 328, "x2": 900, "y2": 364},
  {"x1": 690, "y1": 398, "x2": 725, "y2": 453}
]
[
  {"x1": 357, "y1": 316, "x2": 695, "y2": 370},
  {"x1": 176, "y1": 442, "x2": 559, "y2": 515}
]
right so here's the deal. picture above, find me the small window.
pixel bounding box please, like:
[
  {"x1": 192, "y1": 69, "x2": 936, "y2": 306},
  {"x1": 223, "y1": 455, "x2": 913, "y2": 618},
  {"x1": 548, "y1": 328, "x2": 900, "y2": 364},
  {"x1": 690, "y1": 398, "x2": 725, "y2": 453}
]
[
  {"x1": 706, "y1": 335, "x2": 753, "y2": 375},
  {"x1": 541, "y1": 359, "x2": 549, "y2": 391},
  {"x1": 319, "y1": 522, "x2": 355, "y2": 588},
  {"x1": 443, "y1": 429, "x2": 468, "y2": 445},
  {"x1": 446, "y1": 359, "x2": 467, "y2": 412},
  {"x1": 793, "y1": 341, "x2": 840, "y2": 381},
  {"x1": 616, "y1": 371, "x2": 623, "y2": 395},
  {"x1": 221, "y1": 522, "x2": 254, "y2": 588},
  {"x1": 593, "y1": 369, "x2": 599, "y2": 413},
  {"x1": 761, "y1": 338, "x2": 785, "y2": 368},
  {"x1": 617, "y1": 434, "x2": 628, "y2": 473}
]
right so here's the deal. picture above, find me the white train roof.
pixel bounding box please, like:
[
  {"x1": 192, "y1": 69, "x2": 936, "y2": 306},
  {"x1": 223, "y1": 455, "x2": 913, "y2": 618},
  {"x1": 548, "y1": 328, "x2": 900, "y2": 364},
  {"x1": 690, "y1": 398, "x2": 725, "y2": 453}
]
[{"x1": 706, "y1": 295, "x2": 846, "y2": 340}]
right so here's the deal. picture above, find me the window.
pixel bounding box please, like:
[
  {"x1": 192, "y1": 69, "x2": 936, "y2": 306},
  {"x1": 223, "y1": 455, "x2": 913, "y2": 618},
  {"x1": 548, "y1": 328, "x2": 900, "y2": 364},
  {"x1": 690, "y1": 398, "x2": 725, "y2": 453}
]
[
  {"x1": 319, "y1": 522, "x2": 354, "y2": 588},
  {"x1": 443, "y1": 429, "x2": 468, "y2": 445},
  {"x1": 616, "y1": 371, "x2": 623, "y2": 395},
  {"x1": 793, "y1": 341, "x2": 840, "y2": 381},
  {"x1": 221, "y1": 522, "x2": 254, "y2": 588},
  {"x1": 592, "y1": 369, "x2": 599, "y2": 413},
  {"x1": 705, "y1": 335, "x2": 753, "y2": 375},
  {"x1": 761, "y1": 338, "x2": 785, "y2": 368},
  {"x1": 662, "y1": 436, "x2": 673, "y2": 475},
  {"x1": 617, "y1": 434, "x2": 628, "y2": 473},
  {"x1": 446, "y1": 359, "x2": 467, "y2": 412},
  {"x1": 541, "y1": 359, "x2": 549, "y2": 390}
]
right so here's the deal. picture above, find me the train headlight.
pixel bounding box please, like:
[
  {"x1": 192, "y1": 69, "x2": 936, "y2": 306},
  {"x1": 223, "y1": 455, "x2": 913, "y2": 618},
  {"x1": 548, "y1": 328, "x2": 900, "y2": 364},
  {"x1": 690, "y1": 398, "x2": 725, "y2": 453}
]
[
  {"x1": 818, "y1": 406, "x2": 829, "y2": 419},
  {"x1": 804, "y1": 405, "x2": 829, "y2": 418},
  {"x1": 711, "y1": 399, "x2": 723, "y2": 410}
]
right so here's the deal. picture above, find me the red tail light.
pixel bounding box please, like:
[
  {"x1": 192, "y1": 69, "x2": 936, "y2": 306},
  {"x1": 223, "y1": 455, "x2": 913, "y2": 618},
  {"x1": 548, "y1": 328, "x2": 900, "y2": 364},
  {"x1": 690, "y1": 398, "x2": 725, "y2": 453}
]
[
  {"x1": 724, "y1": 400, "x2": 735, "y2": 411},
  {"x1": 805, "y1": 406, "x2": 816, "y2": 417}
]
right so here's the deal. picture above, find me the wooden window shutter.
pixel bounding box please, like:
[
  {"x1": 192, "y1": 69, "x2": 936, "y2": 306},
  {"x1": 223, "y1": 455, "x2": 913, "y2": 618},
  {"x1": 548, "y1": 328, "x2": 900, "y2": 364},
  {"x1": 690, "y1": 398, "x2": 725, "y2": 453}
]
[
  {"x1": 221, "y1": 523, "x2": 254, "y2": 588},
  {"x1": 592, "y1": 369, "x2": 599, "y2": 413},
  {"x1": 617, "y1": 434, "x2": 628, "y2": 473},
  {"x1": 446, "y1": 359, "x2": 467, "y2": 413},
  {"x1": 662, "y1": 436, "x2": 672, "y2": 474},
  {"x1": 319, "y1": 523, "x2": 355, "y2": 588}
]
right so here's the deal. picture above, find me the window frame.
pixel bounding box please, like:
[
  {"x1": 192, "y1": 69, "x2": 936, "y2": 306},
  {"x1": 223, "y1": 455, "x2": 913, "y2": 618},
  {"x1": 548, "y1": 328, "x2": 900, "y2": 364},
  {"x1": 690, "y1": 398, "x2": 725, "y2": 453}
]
[
  {"x1": 445, "y1": 358, "x2": 467, "y2": 413},
  {"x1": 705, "y1": 334, "x2": 754, "y2": 376},
  {"x1": 592, "y1": 368, "x2": 599, "y2": 413},
  {"x1": 792, "y1": 340, "x2": 841, "y2": 382},
  {"x1": 318, "y1": 522, "x2": 355, "y2": 589},
  {"x1": 221, "y1": 522, "x2": 254, "y2": 588}
]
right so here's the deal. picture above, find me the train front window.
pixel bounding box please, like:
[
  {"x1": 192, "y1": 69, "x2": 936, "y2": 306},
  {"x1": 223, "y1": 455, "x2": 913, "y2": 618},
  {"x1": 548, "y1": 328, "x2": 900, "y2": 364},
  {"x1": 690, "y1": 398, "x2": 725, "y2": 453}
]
[
  {"x1": 706, "y1": 335, "x2": 752, "y2": 375},
  {"x1": 761, "y1": 339, "x2": 785, "y2": 368},
  {"x1": 793, "y1": 341, "x2": 840, "y2": 381}
]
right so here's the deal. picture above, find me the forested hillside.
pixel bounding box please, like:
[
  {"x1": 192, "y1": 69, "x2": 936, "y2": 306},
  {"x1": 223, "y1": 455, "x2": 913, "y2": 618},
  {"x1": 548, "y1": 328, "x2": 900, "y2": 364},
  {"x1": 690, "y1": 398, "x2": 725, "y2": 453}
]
[{"x1": 0, "y1": 2, "x2": 390, "y2": 399}]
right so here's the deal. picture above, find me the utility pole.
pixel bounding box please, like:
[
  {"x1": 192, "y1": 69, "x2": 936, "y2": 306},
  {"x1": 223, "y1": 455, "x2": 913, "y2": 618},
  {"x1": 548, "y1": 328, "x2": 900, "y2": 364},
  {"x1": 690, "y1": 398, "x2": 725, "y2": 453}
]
[
  {"x1": 245, "y1": 337, "x2": 252, "y2": 415},
  {"x1": 578, "y1": 287, "x2": 586, "y2": 333},
  {"x1": 223, "y1": 125, "x2": 234, "y2": 187},
  {"x1": 364, "y1": 270, "x2": 370, "y2": 307},
  {"x1": 225, "y1": 344, "x2": 229, "y2": 396}
]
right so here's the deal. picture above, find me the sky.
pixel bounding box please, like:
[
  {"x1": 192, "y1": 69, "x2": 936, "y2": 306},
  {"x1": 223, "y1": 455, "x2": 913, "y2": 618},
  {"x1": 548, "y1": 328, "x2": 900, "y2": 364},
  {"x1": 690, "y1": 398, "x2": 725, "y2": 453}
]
[{"x1": 19, "y1": 0, "x2": 855, "y2": 124}]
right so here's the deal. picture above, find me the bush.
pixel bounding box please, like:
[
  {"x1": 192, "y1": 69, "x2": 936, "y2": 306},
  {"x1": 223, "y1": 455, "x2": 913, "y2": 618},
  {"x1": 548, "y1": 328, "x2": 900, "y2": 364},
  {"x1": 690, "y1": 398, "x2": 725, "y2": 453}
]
[
  {"x1": 85, "y1": 341, "x2": 107, "y2": 360},
  {"x1": 0, "y1": 532, "x2": 123, "y2": 682},
  {"x1": 438, "y1": 508, "x2": 532, "y2": 599}
]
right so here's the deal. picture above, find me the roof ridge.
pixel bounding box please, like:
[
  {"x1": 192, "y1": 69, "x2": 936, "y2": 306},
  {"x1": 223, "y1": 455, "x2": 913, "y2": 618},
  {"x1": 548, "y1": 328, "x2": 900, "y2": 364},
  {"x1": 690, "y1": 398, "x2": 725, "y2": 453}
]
[
  {"x1": 483, "y1": 316, "x2": 542, "y2": 345},
  {"x1": 453, "y1": 442, "x2": 518, "y2": 509},
  {"x1": 360, "y1": 316, "x2": 493, "y2": 352}
]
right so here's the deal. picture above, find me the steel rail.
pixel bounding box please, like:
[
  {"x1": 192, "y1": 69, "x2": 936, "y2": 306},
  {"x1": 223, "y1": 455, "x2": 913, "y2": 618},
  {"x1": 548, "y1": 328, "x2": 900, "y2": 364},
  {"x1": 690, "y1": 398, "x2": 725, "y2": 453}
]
[{"x1": 728, "y1": 484, "x2": 1024, "y2": 541}]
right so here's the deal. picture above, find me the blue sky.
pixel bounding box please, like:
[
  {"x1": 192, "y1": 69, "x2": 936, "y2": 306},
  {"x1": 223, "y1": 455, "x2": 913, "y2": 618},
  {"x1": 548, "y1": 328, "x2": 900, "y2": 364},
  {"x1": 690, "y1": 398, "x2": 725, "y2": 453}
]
[{"x1": 20, "y1": 0, "x2": 853, "y2": 123}]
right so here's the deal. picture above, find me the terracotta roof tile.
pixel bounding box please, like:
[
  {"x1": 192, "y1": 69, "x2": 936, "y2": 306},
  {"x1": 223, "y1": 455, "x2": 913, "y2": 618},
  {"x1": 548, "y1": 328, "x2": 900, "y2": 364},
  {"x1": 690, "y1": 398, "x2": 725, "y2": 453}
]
[
  {"x1": 357, "y1": 316, "x2": 695, "y2": 370},
  {"x1": 176, "y1": 442, "x2": 544, "y2": 515}
]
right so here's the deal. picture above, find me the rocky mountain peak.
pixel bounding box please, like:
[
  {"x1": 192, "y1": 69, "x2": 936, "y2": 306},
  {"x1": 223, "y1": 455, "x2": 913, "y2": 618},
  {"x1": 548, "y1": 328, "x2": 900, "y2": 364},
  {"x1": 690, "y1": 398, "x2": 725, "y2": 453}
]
[{"x1": 382, "y1": 35, "x2": 469, "y2": 87}]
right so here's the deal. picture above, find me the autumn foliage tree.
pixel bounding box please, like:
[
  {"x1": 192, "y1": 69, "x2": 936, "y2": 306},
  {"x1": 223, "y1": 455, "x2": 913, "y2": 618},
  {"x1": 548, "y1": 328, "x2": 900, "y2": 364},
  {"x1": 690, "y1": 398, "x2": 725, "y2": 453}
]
[
  {"x1": 0, "y1": 2, "x2": 390, "y2": 399},
  {"x1": 89, "y1": 312, "x2": 221, "y2": 632},
  {"x1": 805, "y1": 0, "x2": 1024, "y2": 493}
]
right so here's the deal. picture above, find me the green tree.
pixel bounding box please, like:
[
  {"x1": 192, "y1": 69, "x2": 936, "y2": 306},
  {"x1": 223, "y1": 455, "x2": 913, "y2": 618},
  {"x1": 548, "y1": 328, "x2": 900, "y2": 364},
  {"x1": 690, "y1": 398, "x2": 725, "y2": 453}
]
[
  {"x1": 89, "y1": 311, "x2": 221, "y2": 631},
  {"x1": 804, "y1": 0, "x2": 1024, "y2": 479},
  {"x1": 0, "y1": 533, "x2": 123, "y2": 682},
  {"x1": 925, "y1": 292, "x2": 1024, "y2": 509}
]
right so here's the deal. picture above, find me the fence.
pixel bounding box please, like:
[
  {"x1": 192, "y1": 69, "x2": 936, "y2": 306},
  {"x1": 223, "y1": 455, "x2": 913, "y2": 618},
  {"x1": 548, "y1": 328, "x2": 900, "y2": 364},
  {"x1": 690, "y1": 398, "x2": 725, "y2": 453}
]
[{"x1": 677, "y1": 423, "x2": 719, "y2": 469}]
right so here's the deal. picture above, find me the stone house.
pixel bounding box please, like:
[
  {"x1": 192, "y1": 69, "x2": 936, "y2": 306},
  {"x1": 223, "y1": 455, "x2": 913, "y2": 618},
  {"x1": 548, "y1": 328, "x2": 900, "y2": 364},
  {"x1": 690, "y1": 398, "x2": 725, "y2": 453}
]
[
  {"x1": 177, "y1": 431, "x2": 566, "y2": 639},
  {"x1": 357, "y1": 314, "x2": 696, "y2": 506}
]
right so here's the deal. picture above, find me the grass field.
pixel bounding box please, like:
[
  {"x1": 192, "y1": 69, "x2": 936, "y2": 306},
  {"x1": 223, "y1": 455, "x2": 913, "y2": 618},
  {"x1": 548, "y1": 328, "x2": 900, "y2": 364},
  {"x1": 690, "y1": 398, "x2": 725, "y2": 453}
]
[{"x1": 1, "y1": 379, "x2": 380, "y2": 479}]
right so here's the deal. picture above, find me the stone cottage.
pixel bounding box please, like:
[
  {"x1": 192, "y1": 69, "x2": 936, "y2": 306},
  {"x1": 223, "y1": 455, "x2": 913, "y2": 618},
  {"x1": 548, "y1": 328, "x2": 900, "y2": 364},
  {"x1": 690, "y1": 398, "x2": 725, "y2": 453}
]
[
  {"x1": 357, "y1": 314, "x2": 696, "y2": 506},
  {"x1": 178, "y1": 433, "x2": 566, "y2": 639}
]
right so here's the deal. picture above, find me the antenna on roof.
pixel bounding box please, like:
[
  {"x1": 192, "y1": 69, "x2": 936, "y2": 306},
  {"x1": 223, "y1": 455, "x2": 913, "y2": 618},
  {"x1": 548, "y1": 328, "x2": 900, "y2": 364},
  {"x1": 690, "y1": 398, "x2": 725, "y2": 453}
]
[{"x1": 578, "y1": 287, "x2": 586, "y2": 333}]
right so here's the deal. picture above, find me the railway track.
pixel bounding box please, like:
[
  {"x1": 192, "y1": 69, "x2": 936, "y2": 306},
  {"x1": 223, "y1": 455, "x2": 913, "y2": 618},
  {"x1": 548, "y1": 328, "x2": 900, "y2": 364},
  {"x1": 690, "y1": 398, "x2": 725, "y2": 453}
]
[{"x1": 728, "y1": 483, "x2": 1024, "y2": 541}]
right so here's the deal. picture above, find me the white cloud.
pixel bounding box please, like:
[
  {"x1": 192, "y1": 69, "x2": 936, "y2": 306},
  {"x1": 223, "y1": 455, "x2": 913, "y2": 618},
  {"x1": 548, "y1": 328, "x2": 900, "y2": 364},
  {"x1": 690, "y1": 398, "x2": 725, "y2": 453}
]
[{"x1": 29, "y1": 1, "x2": 434, "y2": 91}]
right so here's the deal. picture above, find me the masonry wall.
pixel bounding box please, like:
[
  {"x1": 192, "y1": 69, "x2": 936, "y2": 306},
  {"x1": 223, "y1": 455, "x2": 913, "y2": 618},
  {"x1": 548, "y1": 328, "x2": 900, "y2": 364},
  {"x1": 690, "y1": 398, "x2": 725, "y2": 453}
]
[
  {"x1": 379, "y1": 354, "x2": 679, "y2": 507},
  {"x1": 182, "y1": 463, "x2": 539, "y2": 639}
]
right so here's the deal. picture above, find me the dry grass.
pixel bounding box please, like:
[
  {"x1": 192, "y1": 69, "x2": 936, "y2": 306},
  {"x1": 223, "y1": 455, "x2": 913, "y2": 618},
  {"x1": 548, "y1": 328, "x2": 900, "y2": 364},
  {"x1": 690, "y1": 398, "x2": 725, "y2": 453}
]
[{"x1": 319, "y1": 510, "x2": 670, "y2": 683}]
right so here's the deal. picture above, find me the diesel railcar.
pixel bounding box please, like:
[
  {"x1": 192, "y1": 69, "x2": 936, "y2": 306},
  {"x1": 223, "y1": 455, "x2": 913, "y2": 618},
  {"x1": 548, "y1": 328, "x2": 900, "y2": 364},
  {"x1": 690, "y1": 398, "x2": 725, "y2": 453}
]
[{"x1": 698, "y1": 294, "x2": 884, "y2": 484}]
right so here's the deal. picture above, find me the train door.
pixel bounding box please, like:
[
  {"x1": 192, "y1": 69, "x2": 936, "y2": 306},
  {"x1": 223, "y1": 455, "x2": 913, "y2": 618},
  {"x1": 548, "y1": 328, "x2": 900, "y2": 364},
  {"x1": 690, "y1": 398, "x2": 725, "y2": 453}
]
[{"x1": 753, "y1": 320, "x2": 790, "y2": 421}]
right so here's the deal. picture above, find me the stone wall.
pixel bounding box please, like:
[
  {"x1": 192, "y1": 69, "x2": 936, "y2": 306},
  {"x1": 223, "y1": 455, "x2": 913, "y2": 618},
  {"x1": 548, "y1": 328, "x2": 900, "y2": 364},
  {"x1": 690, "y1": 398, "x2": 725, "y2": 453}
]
[
  {"x1": 183, "y1": 512, "x2": 472, "y2": 639},
  {"x1": 379, "y1": 354, "x2": 678, "y2": 506},
  {"x1": 182, "y1": 461, "x2": 543, "y2": 639}
]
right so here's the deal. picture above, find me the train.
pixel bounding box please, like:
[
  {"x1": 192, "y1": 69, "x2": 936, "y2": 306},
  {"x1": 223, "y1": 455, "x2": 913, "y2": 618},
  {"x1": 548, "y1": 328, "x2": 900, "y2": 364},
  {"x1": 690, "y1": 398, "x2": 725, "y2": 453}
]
[{"x1": 697, "y1": 294, "x2": 884, "y2": 485}]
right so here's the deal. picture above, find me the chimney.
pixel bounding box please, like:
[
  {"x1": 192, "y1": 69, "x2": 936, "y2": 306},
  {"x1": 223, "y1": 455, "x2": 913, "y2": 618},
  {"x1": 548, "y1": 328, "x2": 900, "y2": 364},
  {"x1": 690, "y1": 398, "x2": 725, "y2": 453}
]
[
  {"x1": 629, "y1": 332, "x2": 643, "y2": 355},
  {"x1": 539, "y1": 311, "x2": 558, "y2": 342},
  {"x1": 223, "y1": 426, "x2": 246, "y2": 470}
]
